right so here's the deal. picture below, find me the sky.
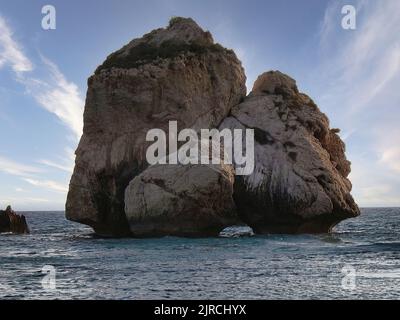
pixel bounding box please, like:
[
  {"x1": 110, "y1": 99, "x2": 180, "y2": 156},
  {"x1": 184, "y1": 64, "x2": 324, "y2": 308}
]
[{"x1": 0, "y1": 0, "x2": 399, "y2": 210}]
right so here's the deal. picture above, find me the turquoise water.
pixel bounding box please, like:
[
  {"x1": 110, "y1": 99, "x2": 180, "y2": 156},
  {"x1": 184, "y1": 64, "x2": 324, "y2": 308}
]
[{"x1": 0, "y1": 208, "x2": 399, "y2": 299}]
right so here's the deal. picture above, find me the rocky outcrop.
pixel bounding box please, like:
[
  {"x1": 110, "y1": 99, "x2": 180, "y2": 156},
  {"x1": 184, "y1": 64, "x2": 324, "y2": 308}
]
[
  {"x1": 220, "y1": 71, "x2": 360, "y2": 233},
  {"x1": 66, "y1": 17, "x2": 246, "y2": 236},
  {"x1": 219, "y1": 226, "x2": 254, "y2": 238},
  {"x1": 66, "y1": 18, "x2": 359, "y2": 237},
  {"x1": 124, "y1": 162, "x2": 238, "y2": 237},
  {"x1": 0, "y1": 206, "x2": 30, "y2": 234}
]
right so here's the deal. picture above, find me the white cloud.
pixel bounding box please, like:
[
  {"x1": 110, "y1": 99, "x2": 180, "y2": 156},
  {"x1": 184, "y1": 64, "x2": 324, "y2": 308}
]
[
  {"x1": 0, "y1": 16, "x2": 84, "y2": 141},
  {"x1": 348, "y1": 43, "x2": 400, "y2": 113},
  {"x1": 0, "y1": 157, "x2": 69, "y2": 197},
  {"x1": 37, "y1": 159, "x2": 73, "y2": 173},
  {"x1": 0, "y1": 15, "x2": 81, "y2": 209},
  {"x1": 19, "y1": 57, "x2": 84, "y2": 140},
  {"x1": 318, "y1": 1, "x2": 340, "y2": 54},
  {"x1": 37, "y1": 147, "x2": 76, "y2": 173},
  {"x1": 0, "y1": 155, "x2": 69, "y2": 199},
  {"x1": 319, "y1": 0, "x2": 400, "y2": 112},
  {"x1": 23, "y1": 178, "x2": 68, "y2": 193},
  {"x1": 0, "y1": 156, "x2": 41, "y2": 176},
  {"x1": 317, "y1": 0, "x2": 400, "y2": 206},
  {"x1": 0, "y1": 16, "x2": 33, "y2": 73}
]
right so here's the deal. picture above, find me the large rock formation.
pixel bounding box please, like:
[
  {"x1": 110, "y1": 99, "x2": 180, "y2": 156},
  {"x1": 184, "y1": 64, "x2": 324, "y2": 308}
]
[
  {"x1": 66, "y1": 17, "x2": 359, "y2": 237},
  {"x1": 0, "y1": 206, "x2": 30, "y2": 234},
  {"x1": 220, "y1": 71, "x2": 359, "y2": 233},
  {"x1": 66, "y1": 17, "x2": 246, "y2": 236}
]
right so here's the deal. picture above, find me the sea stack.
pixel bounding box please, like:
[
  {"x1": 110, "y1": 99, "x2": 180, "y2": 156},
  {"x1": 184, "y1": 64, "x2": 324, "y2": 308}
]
[
  {"x1": 66, "y1": 17, "x2": 359, "y2": 237},
  {"x1": 0, "y1": 206, "x2": 30, "y2": 234},
  {"x1": 66, "y1": 17, "x2": 246, "y2": 236}
]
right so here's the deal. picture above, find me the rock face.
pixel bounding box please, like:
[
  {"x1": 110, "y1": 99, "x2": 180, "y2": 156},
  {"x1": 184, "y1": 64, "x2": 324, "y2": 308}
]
[
  {"x1": 0, "y1": 206, "x2": 30, "y2": 234},
  {"x1": 66, "y1": 17, "x2": 246, "y2": 236},
  {"x1": 220, "y1": 71, "x2": 360, "y2": 233},
  {"x1": 124, "y1": 162, "x2": 238, "y2": 237},
  {"x1": 66, "y1": 18, "x2": 359, "y2": 237}
]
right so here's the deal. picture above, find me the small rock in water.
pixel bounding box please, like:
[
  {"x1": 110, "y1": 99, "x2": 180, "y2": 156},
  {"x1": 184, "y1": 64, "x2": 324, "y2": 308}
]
[
  {"x1": 0, "y1": 206, "x2": 30, "y2": 234},
  {"x1": 219, "y1": 225, "x2": 254, "y2": 238}
]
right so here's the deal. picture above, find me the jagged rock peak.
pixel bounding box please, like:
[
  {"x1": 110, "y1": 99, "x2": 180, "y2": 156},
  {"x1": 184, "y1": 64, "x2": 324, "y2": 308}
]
[
  {"x1": 251, "y1": 70, "x2": 299, "y2": 96},
  {"x1": 147, "y1": 17, "x2": 214, "y2": 46},
  {"x1": 95, "y1": 17, "x2": 232, "y2": 74}
]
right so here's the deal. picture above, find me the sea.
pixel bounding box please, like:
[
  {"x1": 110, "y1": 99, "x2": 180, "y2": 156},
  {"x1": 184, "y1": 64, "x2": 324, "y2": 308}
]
[{"x1": 0, "y1": 208, "x2": 399, "y2": 300}]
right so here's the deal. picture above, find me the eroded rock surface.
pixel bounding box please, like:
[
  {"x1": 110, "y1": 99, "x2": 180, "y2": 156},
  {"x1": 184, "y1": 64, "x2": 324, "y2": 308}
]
[
  {"x1": 66, "y1": 18, "x2": 359, "y2": 237},
  {"x1": 220, "y1": 71, "x2": 360, "y2": 233},
  {"x1": 125, "y1": 162, "x2": 238, "y2": 237},
  {"x1": 66, "y1": 18, "x2": 246, "y2": 236}
]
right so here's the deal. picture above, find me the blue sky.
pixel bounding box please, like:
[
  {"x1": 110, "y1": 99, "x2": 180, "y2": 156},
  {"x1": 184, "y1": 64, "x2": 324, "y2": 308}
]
[{"x1": 0, "y1": 0, "x2": 399, "y2": 210}]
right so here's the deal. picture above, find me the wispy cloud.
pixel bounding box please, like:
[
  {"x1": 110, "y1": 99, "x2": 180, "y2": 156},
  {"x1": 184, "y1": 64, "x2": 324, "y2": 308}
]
[
  {"x1": 318, "y1": 0, "x2": 341, "y2": 54},
  {"x1": 0, "y1": 15, "x2": 33, "y2": 73},
  {"x1": 23, "y1": 178, "x2": 68, "y2": 193},
  {"x1": 37, "y1": 147, "x2": 75, "y2": 173},
  {"x1": 0, "y1": 15, "x2": 80, "y2": 208},
  {"x1": 0, "y1": 16, "x2": 83, "y2": 141},
  {"x1": 21, "y1": 57, "x2": 84, "y2": 140},
  {"x1": 316, "y1": 0, "x2": 400, "y2": 206},
  {"x1": 0, "y1": 156, "x2": 68, "y2": 194},
  {"x1": 37, "y1": 159, "x2": 73, "y2": 173},
  {"x1": 0, "y1": 151, "x2": 73, "y2": 194},
  {"x1": 318, "y1": 0, "x2": 400, "y2": 112},
  {"x1": 0, "y1": 156, "x2": 41, "y2": 176},
  {"x1": 0, "y1": 155, "x2": 69, "y2": 199}
]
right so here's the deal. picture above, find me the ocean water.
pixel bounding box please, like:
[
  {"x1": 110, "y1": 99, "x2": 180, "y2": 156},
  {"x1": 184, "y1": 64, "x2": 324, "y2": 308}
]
[{"x1": 0, "y1": 208, "x2": 399, "y2": 300}]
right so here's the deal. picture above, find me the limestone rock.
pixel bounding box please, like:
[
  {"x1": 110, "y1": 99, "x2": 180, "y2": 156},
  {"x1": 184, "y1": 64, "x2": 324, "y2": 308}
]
[
  {"x1": 220, "y1": 71, "x2": 360, "y2": 233},
  {"x1": 124, "y1": 162, "x2": 239, "y2": 237},
  {"x1": 0, "y1": 206, "x2": 30, "y2": 234},
  {"x1": 66, "y1": 17, "x2": 246, "y2": 236},
  {"x1": 66, "y1": 17, "x2": 359, "y2": 237}
]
